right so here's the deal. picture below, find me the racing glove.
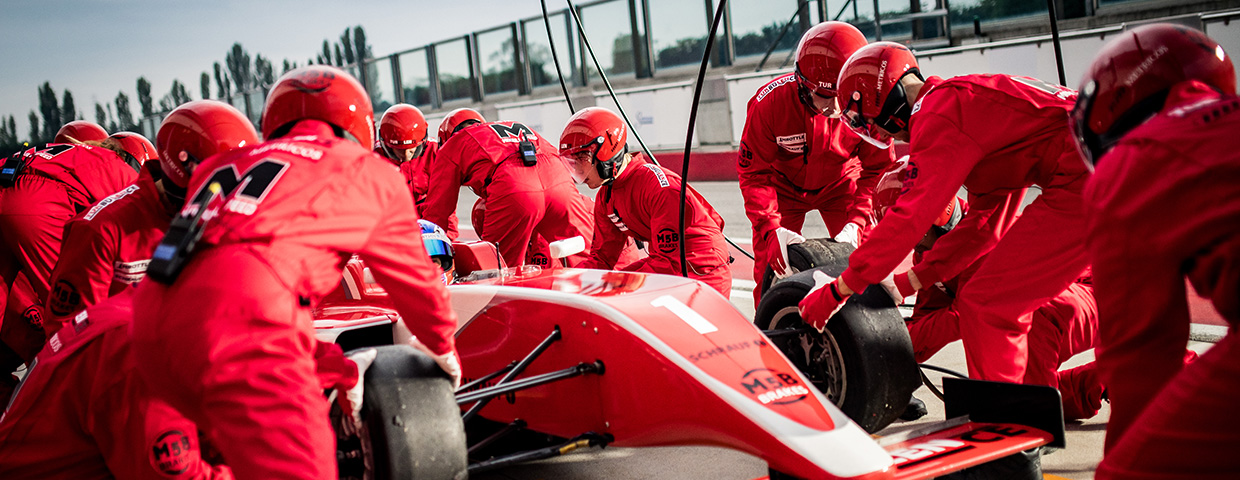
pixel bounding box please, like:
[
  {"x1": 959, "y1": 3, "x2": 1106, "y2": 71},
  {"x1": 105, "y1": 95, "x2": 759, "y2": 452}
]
[
  {"x1": 763, "y1": 227, "x2": 806, "y2": 278},
  {"x1": 798, "y1": 271, "x2": 850, "y2": 332},
  {"x1": 337, "y1": 348, "x2": 377, "y2": 433},
  {"x1": 878, "y1": 271, "x2": 917, "y2": 305},
  {"x1": 832, "y1": 222, "x2": 862, "y2": 248},
  {"x1": 410, "y1": 336, "x2": 462, "y2": 390}
]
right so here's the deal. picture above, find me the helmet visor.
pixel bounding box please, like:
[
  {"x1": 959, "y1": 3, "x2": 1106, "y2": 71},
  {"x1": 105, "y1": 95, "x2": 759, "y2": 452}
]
[
  {"x1": 842, "y1": 91, "x2": 894, "y2": 149},
  {"x1": 558, "y1": 139, "x2": 602, "y2": 184},
  {"x1": 1069, "y1": 87, "x2": 1097, "y2": 172}
]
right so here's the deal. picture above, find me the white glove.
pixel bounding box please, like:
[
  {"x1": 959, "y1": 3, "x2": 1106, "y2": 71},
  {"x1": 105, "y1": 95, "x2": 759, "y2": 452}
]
[
  {"x1": 833, "y1": 222, "x2": 862, "y2": 248},
  {"x1": 409, "y1": 336, "x2": 462, "y2": 390},
  {"x1": 339, "y1": 348, "x2": 377, "y2": 433},
  {"x1": 771, "y1": 227, "x2": 806, "y2": 279},
  {"x1": 877, "y1": 273, "x2": 909, "y2": 305}
]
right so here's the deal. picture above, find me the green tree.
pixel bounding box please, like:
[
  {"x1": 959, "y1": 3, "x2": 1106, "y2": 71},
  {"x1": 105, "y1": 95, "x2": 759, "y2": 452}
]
[
  {"x1": 136, "y1": 77, "x2": 154, "y2": 117},
  {"x1": 95, "y1": 103, "x2": 107, "y2": 127},
  {"x1": 255, "y1": 55, "x2": 275, "y2": 87},
  {"x1": 334, "y1": 44, "x2": 344, "y2": 67},
  {"x1": 200, "y1": 72, "x2": 211, "y2": 100},
  {"x1": 114, "y1": 91, "x2": 136, "y2": 132},
  {"x1": 321, "y1": 40, "x2": 332, "y2": 67},
  {"x1": 159, "y1": 80, "x2": 193, "y2": 112},
  {"x1": 341, "y1": 29, "x2": 355, "y2": 65},
  {"x1": 28, "y1": 110, "x2": 40, "y2": 145},
  {"x1": 62, "y1": 90, "x2": 77, "y2": 123},
  {"x1": 38, "y1": 82, "x2": 61, "y2": 142},
  {"x1": 214, "y1": 62, "x2": 232, "y2": 99},
  {"x1": 226, "y1": 43, "x2": 253, "y2": 92},
  {"x1": 282, "y1": 59, "x2": 297, "y2": 73}
]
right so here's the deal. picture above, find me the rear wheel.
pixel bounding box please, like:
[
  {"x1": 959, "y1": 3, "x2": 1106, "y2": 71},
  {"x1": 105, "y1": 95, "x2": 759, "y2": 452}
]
[
  {"x1": 755, "y1": 241, "x2": 920, "y2": 433},
  {"x1": 334, "y1": 345, "x2": 468, "y2": 480}
]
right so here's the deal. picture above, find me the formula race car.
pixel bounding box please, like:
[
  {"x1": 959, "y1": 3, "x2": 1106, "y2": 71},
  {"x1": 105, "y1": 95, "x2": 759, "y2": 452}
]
[{"x1": 314, "y1": 239, "x2": 1064, "y2": 480}]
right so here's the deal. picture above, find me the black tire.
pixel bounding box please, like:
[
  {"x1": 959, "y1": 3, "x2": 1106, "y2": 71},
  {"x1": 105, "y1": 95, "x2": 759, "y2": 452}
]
[
  {"x1": 335, "y1": 345, "x2": 468, "y2": 480},
  {"x1": 754, "y1": 242, "x2": 920, "y2": 433},
  {"x1": 758, "y1": 238, "x2": 854, "y2": 299},
  {"x1": 939, "y1": 448, "x2": 1042, "y2": 480}
]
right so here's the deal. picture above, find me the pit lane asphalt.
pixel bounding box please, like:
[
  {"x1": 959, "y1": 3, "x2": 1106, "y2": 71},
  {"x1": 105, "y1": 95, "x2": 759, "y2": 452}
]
[{"x1": 458, "y1": 183, "x2": 1211, "y2": 480}]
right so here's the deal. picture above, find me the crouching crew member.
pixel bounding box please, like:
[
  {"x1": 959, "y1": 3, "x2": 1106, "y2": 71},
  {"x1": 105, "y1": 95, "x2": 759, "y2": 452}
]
[
  {"x1": 800, "y1": 42, "x2": 1091, "y2": 385},
  {"x1": 132, "y1": 66, "x2": 460, "y2": 480},
  {"x1": 44, "y1": 100, "x2": 258, "y2": 334},
  {"x1": 375, "y1": 103, "x2": 458, "y2": 238},
  {"x1": 560, "y1": 107, "x2": 732, "y2": 296}
]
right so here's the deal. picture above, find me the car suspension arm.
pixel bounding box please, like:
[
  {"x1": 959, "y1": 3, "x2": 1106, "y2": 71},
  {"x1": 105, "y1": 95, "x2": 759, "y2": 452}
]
[
  {"x1": 457, "y1": 361, "x2": 605, "y2": 406},
  {"x1": 461, "y1": 326, "x2": 561, "y2": 422}
]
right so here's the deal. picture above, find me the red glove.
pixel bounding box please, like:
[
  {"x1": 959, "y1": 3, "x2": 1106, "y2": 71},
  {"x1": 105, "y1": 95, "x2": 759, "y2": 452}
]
[
  {"x1": 761, "y1": 227, "x2": 806, "y2": 278},
  {"x1": 798, "y1": 271, "x2": 850, "y2": 332}
]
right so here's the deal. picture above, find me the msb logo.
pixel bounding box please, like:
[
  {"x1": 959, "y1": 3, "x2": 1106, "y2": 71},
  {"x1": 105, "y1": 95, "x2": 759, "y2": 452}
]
[
  {"x1": 150, "y1": 430, "x2": 194, "y2": 475},
  {"x1": 656, "y1": 228, "x2": 679, "y2": 254},
  {"x1": 739, "y1": 368, "x2": 809, "y2": 405}
]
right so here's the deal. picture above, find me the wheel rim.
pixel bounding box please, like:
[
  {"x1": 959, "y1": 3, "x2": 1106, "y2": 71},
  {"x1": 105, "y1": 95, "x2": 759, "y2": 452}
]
[
  {"x1": 333, "y1": 404, "x2": 376, "y2": 480},
  {"x1": 767, "y1": 306, "x2": 847, "y2": 406}
]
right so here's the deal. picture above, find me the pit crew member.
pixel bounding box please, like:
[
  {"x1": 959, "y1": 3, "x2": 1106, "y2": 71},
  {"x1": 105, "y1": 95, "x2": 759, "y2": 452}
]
[
  {"x1": 131, "y1": 66, "x2": 460, "y2": 480},
  {"x1": 44, "y1": 100, "x2": 258, "y2": 334},
  {"x1": 375, "y1": 103, "x2": 458, "y2": 238},
  {"x1": 423, "y1": 108, "x2": 596, "y2": 267},
  {"x1": 738, "y1": 21, "x2": 894, "y2": 301},
  {"x1": 0, "y1": 291, "x2": 233, "y2": 479},
  {"x1": 800, "y1": 42, "x2": 1091, "y2": 385},
  {"x1": 561, "y1": 107, "x2": 732, "y2": 295},
  {"x1": 53, "y1": 120, "x2": 108, "y2": 144},
  {"x1": 1075, "y1": 24, "x2": 1240, "y2": 477}
]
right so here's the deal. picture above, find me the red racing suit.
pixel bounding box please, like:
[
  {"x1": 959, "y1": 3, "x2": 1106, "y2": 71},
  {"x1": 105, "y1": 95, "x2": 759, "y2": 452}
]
[
  {"x1": 0, "y1": 144, "x2": 137, "y2": 323},
  {"x1": 907, "y1": 250, "x2": 1102, "y2": 420},
  {"x1": 472, "y1": 195, "x2": 644, "y2": 269},
  {"x1": 739, "y1": 73, "x2": 895, "y2": 297},
  {"x1": 44, "y1": 165, "x2": 171, "y2": 334},
  {"x1": 0, "y1": 291, "x2": 232, "y2": 480},
  {"x1": 132, "y1": 120, "x2": 458, "y2": 480},
  {"x1": 377, "y1": 140, "x2": 459, "y2": 238},
  {"x1": 837, "y1": 74, "x2": 1091, "y2": 383},
  {"x1": 423, "y1": 121, "x2": 595, "y2": 267},
  {"x1": 581, "y1": 154, "x2": 732, "y2": 296},
  {"x1": 1086, "y1": 81, "x2": 1240, "y2": 478}
]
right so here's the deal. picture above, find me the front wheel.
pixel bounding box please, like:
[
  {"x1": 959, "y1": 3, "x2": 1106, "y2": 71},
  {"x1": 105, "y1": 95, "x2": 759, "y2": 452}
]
[
  {"x1": 755, "y1": 267, "x2": 920, "y2": 433},
  {"x1": 333, "y1": 345, "x2": 468, "y2": 480}
]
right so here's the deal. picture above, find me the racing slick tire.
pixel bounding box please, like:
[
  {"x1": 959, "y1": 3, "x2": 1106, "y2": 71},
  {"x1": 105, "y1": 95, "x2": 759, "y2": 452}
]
[
  {"x1": 758, "y1": 237, "x2": 852, "y2": 300},
  {"x1": 754, "y1": 241, "x2": 920, "y2": 433},
  {"x1": 334, "y1": 344, "x2": 468, "y2": 480}
]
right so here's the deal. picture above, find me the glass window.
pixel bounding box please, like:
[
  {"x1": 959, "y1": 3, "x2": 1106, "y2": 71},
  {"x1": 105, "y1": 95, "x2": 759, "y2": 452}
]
[
  {"x1": 579, "y1": 0, "x2": 636, "y2": 82},
  {"x1": 477, "y1": 26, "x2": 520, "y2": 95},
  {"x1": 229, "y1": 95, "x2": 248, "y2": 124},
  {"x1": 948, "y1": 0, "x2": 1046, "y2": 29},
  {"x1": 647, "y1": 0, "x2": 709, "y2": 69},
  {"x1": 245, "y1": 90, "x2": 264, "y2": 126},
  {"x1": 398, "y1": 49, "x2": 433, "y2": 107},
  {"x1": 523, "y1": 13, "x2": 575, "y2": 88},
  {"x1": 731, "y1": 0, "x2": 804, "y2": 58},
  {"x1": 365, "y1": 57, "x2": 397, "y2": 113},
  {"x1": 436, "y1": 38, "x2": 474, "y2": 102}
]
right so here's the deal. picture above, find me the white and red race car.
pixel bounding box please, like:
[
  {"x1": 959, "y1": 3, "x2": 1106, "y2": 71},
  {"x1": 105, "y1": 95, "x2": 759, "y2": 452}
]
[{"x1": 315, "y1": 240, "x2": 1064, "y2": 480}]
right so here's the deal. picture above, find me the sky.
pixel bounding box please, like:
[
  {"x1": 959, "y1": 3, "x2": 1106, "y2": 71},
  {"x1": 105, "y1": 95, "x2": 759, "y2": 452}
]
[{"x1": 0, "y1": 0, "x2": 553, "y2": 131}]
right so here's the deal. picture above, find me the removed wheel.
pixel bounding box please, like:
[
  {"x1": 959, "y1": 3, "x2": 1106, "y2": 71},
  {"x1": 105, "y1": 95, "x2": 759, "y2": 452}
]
[
  {"x1": 758, "y1": 237, "x2": 853, "y2": 299},
  {"x1": 335, "y1": 344, "x2": 468, "y2": 480},
  {"x1": 755, "y1": 242, "x2": 920, "y2": 433}
]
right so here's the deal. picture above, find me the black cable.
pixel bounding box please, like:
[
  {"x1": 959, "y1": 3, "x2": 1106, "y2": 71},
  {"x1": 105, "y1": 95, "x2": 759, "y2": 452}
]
[
  {"x1": 564, "y1": 0, "x2": 659, "y2": 167},
  {"x1": 539, "y1": 0, "x2": 575, "y2": 113},
  {"x1": 1045, "y1": 0, "x2": 1067, "y2": 86},
  {"x1": 678, "y1": 0, "x2": 729, "y2": 277},
  {"x1": 918, "y1": 363, "x2": 968, "y2": 379}
]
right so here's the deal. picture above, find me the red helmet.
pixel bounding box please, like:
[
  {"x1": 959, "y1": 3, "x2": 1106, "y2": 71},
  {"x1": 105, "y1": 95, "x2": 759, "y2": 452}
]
[
  {"x1": 437, "y1": 108, "x2": 484, "y2": 144},
  {"x1": 873, "y1": 157, "x2": 961, "y2": 231},
  {"x1": 837, "y1": 42, "x2": 921, "y2": 147},
  {"x1": 261, "y1": 65, "x2": 374, "y2": 148},
  {"x1": 379, "y1": 104, "x2": 429, "y2": 147},
  {"x1": 54, "y1": 120, "x2": 108, "y2": 144},
  {"x1": 558, "y1": 107, "x2": 627, "y2": 184},
  {"x1": 1072, "y1": 23, "x2": 1235, "y2": 169},
  {"x1": 157, "y1": 100, "x2": 258, "y2": 191},
  {"x1": 795, "y1": 22, "x2": 868, "y2": 100},
  {"x1": 107, "y1": 132, "x2": 156, "y2": 168}
]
